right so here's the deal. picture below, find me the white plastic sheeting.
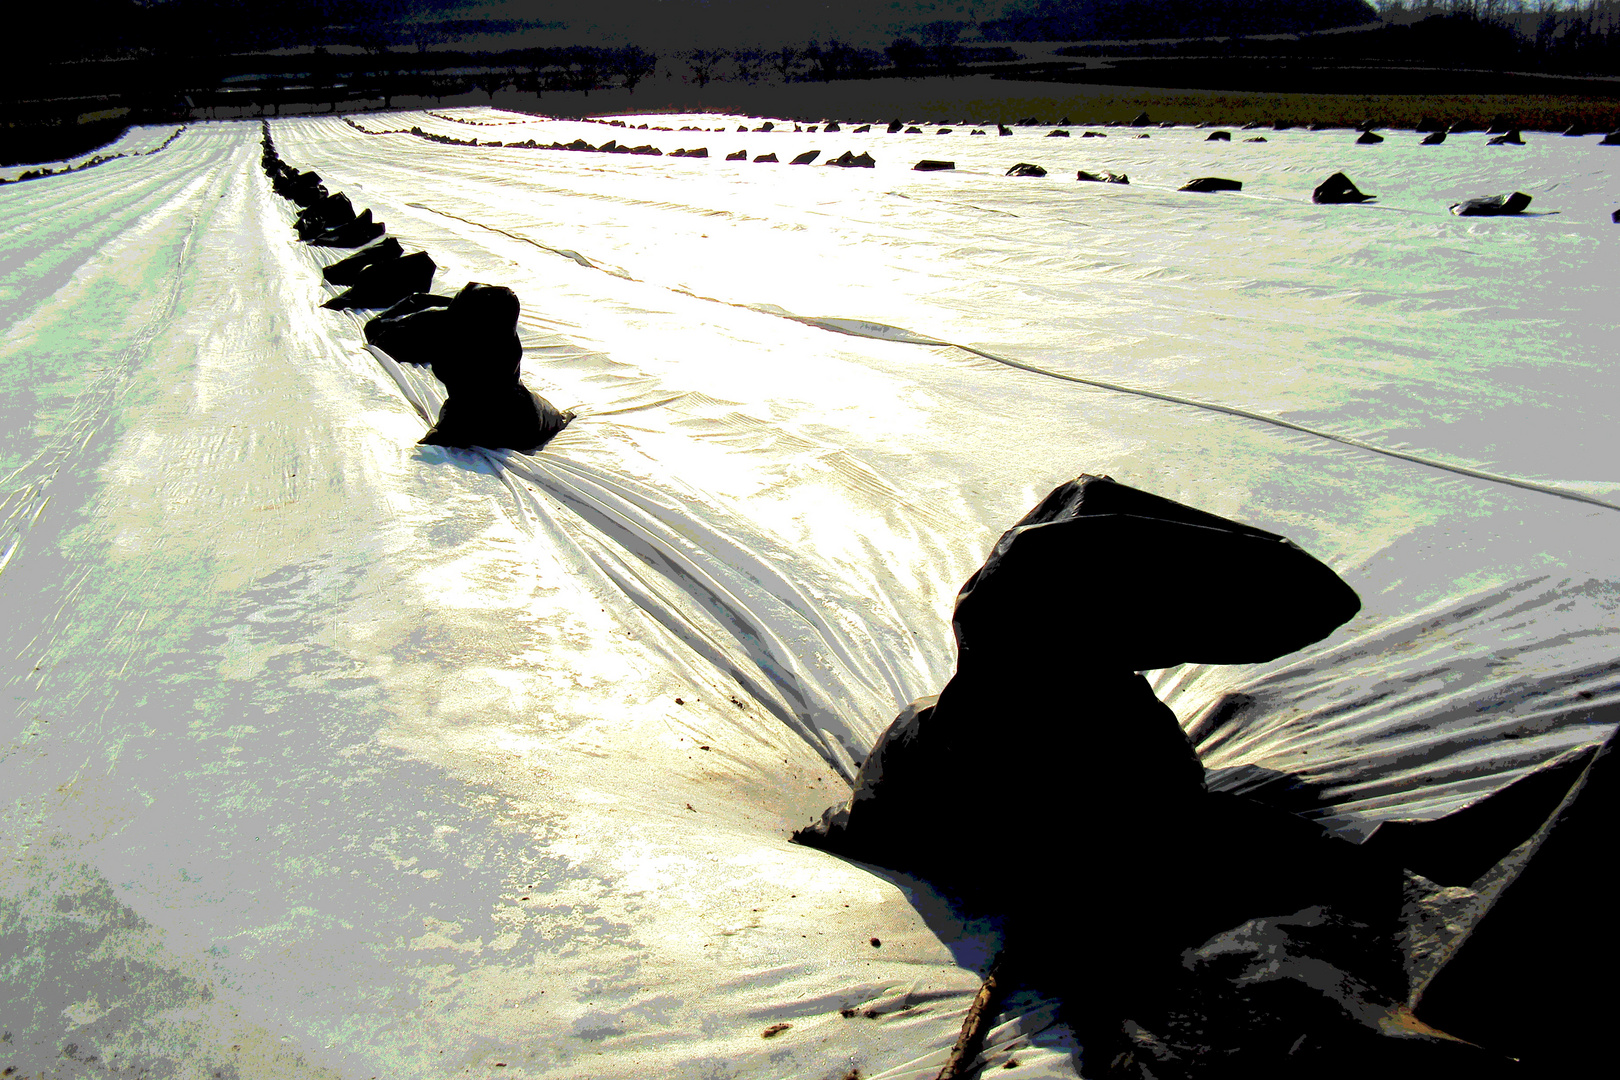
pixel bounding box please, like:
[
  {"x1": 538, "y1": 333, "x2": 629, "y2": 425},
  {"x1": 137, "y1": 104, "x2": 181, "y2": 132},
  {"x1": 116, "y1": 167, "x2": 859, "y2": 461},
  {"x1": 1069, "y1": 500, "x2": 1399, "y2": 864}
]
[{"x1": 2, "y1": 108, "x2": 1618, "y2": 1079}]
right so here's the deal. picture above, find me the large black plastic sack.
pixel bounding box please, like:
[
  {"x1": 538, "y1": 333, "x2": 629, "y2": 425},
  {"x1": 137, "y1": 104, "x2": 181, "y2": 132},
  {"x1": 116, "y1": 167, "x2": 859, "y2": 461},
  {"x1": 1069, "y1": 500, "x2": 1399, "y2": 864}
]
[
  {"x1": 403, "y1": 283, "x2": 574, "y2": 452},
  {"x1": 1312, "y1": 172, "x2": 1376, "y2": 204},
  {"x1": 363, "y1": 293, "x2": 453, "y2": 363},
  {"x1": 796, "y1": 669, "x2": 1211, "y2": 889},
  {"x1": 953, "y1": 474, "x2": 1361, "y2": 672},
  {"x1": 796, "y1": 475, "x2": 1361, "y2": 891},
  {"x1": 1414, "y1": 723, "x2": 1619, "y2": 1073},
  {"x1": 308, "y1": 209, "x2": 385, "y2": 249},
  {"x1": 1450, "y1": 191, "x2": 1532, "y2": 216},
  {"x1": 274, "y1": 170, "x2": 326, "y2": 205},
  {"x1": 420, "y1": 387, "x2": 573, "y2": 454},
  {"x1": 294, "y1": 193, "x2": 355, "y2": 239},
  {"x1": 1180, "y1": 176, "x2": 1242, "y2": 193},
  {"x1": 424, "y1": 283, "x2": 524, "y2": 393},
  {"x1": 322, "y1": 251, "x2": 436, "y2": 310},
  {"x1": 322, "y1": 237, "x2": 402, "y2": 285}
]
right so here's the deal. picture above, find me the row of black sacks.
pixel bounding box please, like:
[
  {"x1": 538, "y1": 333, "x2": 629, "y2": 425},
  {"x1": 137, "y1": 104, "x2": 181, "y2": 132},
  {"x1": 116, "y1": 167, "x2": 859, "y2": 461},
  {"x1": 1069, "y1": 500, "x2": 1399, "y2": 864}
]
[
  {"x1": 363, "y1": 116, "x2": 1561, "y2": 149},
  {"x1": 1193, "y1": 173, "x2": 1611, "y2": 218},
  {"x1": 1006, "y1": 166, "x2": 1569, "y2": 218},
  {"x1": 1181, "y1": 172, "x2": 1543, "y2": 216},
  {"x1": 932, "y1": 166, "x2": 1545, "y2": 216},
  {"x1": 896, "y1": 117, "x2": 1620, "y2": 139},
  {"x1": 493, "y1": 109, "x2": 1620, "y2": 137},
  {"x1": 338, "y1": 117, "x2": 1548, "y2": 214},
  {"x1": 384, "y1": 109, "x2": 1620, "y2": 149},
  {"x1": 260, "y1": 121, "x2": 571, "y2": 454},
  {"x1": 343, "y1": 116, "x2": 884, "y2": 164}
]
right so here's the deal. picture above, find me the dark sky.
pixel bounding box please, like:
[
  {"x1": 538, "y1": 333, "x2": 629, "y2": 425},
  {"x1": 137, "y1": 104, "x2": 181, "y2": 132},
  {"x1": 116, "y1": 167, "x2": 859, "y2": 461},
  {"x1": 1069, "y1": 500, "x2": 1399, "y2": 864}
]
[
  {"x1": 420, "y1": 0, "x2": 1016, "y2": 46},
  {"x1": 24, "y1": 0, "x2": 1389, "y2": 64}
]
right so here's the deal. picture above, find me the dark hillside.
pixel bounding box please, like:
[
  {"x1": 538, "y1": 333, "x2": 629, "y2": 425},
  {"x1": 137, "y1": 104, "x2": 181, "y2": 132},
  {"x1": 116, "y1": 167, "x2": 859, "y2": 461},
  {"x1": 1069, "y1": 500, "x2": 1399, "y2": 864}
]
[
  {"x1": 982, "y1": 0, "x2": 1380, "y2": 41},
  {"x1": 0, "y1": 118, "x2": 130, "y2": 168},
  {"x1": 1048, "y1": 10, "x2": 1620, "y2": 81}
]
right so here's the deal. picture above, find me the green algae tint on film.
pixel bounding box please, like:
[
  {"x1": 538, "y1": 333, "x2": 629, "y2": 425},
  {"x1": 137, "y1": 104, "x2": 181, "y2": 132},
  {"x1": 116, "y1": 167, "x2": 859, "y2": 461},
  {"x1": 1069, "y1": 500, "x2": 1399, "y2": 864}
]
[{"x1": 0, "y1": 227, "x2": 194, "y2": 479}]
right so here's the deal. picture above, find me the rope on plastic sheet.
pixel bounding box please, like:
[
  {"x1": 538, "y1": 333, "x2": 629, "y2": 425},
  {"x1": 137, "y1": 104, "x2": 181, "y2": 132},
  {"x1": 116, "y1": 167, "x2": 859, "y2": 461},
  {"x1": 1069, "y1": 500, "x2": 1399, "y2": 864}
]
[
  {"x1": 382, "y1": 201, "x2": 1620, "y2": 515},
  {"x1": 404, "y1": 202, "x2": 622, "y2": 275},
  {"x1": 793, "y1": 317, "x2": 1620, "y2": 515}
]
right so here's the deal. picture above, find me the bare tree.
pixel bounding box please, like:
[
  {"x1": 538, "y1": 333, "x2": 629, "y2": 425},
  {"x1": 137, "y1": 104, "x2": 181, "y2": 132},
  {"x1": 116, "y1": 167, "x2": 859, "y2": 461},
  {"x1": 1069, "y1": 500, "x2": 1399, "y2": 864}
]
[
  {"x1": 919, "y1": 19, "x2": 968, "y2": 47},
  {"x1": 919, "y1": 20, "x2": 969, "y2": 69},
  {"x1": 1535, "y1": 0, "x2": 1561, "y2": 52},
  {"x1": 567, "y1": 50, "x2": 601, "y2": 96},
  {"x1": 731, "y1": 46, "x2": 765, "y2": 84},
  {"x1": 617, "y1": 46, "x2": 656, "y2": 92},
  {"x1": 409, "y1": 20, "x2": 445, "y2": 54},
  {"x1": 686, "y1": 48, "x2": 721, "y2": 87},
  {"x1": 769, "y1": 45, "x2": 802, "y2": 82}
]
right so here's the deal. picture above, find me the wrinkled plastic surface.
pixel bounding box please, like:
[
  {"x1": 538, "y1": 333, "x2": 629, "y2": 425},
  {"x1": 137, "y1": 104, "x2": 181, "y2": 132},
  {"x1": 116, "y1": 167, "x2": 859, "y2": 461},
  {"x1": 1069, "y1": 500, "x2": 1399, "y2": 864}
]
[{"x1": 3, "y1": 109, "x2": 1619, "y2": 1079}]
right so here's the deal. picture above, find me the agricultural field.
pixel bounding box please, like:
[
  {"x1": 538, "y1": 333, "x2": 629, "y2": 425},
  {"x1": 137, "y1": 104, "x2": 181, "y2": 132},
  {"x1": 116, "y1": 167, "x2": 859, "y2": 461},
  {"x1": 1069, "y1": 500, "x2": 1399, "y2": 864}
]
[{"x1": 2, "y1": 108, "x2": 1617, "y2": 1077}]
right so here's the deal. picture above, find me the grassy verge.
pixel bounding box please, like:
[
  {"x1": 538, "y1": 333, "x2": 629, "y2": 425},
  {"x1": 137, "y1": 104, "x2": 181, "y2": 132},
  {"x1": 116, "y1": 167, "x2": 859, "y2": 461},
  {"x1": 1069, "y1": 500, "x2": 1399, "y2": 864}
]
[
  {"x1": 502, "y1": 73, "x2": 1620, "y2": 131},
  {"x1": 194, "y1": 71, "x2": 1620, "y2": 133}
]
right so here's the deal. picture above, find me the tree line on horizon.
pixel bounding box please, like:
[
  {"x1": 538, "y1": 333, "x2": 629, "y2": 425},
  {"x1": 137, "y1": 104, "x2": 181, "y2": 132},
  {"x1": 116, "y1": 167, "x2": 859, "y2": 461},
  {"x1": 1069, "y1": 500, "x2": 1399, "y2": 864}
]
[
  {"x1": 1376, "y1": 0, "x2": 1620, "y2": 62},
  {"x1": 1058, "y1": 0, "x2": 1620, "y2": 74},
  {"x1": 6, "y1": 0, "x2": 1386, "y2": 69},
  {"x1": 8, "y1": 0, "x2": 1620, "y2": 125},
  {"x1": 980, "y1": 0, "x2": 1380, "y2": 40}
]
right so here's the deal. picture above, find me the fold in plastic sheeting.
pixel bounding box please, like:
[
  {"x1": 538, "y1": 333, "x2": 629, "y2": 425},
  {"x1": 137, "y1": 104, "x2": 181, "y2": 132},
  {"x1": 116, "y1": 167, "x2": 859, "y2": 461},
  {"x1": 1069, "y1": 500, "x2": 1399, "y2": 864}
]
[{"x1": 3, "y1": 110, "x2": 1618, "y2": 1079}]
